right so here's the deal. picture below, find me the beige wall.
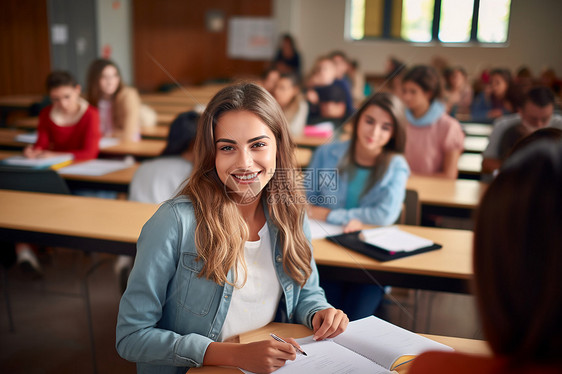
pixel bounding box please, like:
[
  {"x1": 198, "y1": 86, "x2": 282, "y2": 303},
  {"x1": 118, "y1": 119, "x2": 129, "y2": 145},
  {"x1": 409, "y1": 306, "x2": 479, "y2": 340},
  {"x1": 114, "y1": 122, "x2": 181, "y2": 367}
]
[{"x1": 279, "y1": 0, "x2": 562, "y2": 80}]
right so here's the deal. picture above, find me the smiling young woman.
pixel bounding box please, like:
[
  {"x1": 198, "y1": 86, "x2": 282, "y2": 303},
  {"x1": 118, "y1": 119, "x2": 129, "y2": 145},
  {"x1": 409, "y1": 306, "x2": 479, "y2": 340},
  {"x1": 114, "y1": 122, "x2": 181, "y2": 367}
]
[{"x1": 116, "y1": 83, "x2": 348, "y2": 374}]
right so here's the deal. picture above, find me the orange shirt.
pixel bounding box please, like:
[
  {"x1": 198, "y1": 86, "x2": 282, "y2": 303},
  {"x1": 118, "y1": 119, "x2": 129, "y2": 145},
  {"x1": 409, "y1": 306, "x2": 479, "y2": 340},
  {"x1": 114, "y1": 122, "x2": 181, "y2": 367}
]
[{"x1": 408, "y1": 351, "x2": 562, "y2": 374}]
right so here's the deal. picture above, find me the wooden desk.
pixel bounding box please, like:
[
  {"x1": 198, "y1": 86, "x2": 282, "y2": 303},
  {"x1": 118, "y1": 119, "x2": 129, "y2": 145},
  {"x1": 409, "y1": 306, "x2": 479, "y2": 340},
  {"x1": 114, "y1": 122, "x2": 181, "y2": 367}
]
[
  {"x1": 157, "y1": 112, "x2": 177, "y2": 125},
  {"x1": 458, "y1": 153, "x2": 483, "y2": 178},
  {"x1": 314, "y1": 225, "x2": 473, "y2": 293},
  {"x1": 190, "y1": 322, "x2": 489, "y2": 374},
  {"x1": 0, "y1": 190, "x2": 158, "y2": 255},
  {"x1": 99, "y1": 139, "x2": 166, "y2": 158},
  {"x1": 0, "y1": 95, "x2": 42, "y2": 109},
  {"x1": 463, "y1": 136, "x2": 488, "y2": 153},
  {"x1": 10, "y1": 116, "x2": 174, "y2": 138},
  {"x1": 140, "y1": 125, "x2": 169, "y2": 139},
  {"x1": 0, "y1": 128, "x2": 28, "y2": 149},
  {"x1": 293, "y1": 135, "x2": 332, "y2": 149},
  {"x1": 462, "y1": 123, "x2": 492, "y2": 137},
  {"x1": 0, "y1": 191, "x2": 473, "y2": 293},
  {"x1": 407, "y1": 175, "x2": 486, "y2": 211}
]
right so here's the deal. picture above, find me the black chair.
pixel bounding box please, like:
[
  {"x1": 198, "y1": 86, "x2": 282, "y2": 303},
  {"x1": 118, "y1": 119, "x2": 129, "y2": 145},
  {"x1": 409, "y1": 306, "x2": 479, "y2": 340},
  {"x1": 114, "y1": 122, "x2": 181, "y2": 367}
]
[{"x1": 0, "y1": 166, "x2": 70, "y2": 194}]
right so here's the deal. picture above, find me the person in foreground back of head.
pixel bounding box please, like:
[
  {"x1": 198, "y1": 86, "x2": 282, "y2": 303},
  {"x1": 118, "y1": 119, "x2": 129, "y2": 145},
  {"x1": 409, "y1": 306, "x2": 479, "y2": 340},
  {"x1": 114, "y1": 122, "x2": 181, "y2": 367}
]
[{"x1": 408, "y1": 141, "x2": 562, "y2": 374}]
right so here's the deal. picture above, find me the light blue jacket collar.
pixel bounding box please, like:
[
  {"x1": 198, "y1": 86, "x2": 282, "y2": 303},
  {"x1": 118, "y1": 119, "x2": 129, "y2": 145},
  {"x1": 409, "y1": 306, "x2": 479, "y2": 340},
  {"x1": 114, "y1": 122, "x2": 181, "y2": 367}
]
[{"x1": 406, "y1": 100, "x2": 445, "y2": 127}]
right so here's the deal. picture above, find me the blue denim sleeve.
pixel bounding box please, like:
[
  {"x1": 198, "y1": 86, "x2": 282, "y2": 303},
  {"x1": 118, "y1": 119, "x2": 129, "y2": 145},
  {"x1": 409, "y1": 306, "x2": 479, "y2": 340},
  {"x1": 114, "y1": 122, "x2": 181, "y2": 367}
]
[
  {"x1": 293, "y1": 214, "x2": 333, "y2": 328},
  {"x1": 116, "y1": 201, "x2": 213, "y2": 368},
  {"x1": 470, "y1": 92, "x2": 492, "y2": 123},
  {"x1": 326, "y1": 156, "x2": 410, "y2": 226}
]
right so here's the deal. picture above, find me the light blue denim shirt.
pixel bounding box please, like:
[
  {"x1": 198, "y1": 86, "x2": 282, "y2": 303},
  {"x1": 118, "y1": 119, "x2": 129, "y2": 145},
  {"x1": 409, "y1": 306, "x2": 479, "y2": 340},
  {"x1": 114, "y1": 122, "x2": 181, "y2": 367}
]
[
  {"x1": 116, "y1": 196, "x2": 331, "y2": 374},
  {"x1": 306, "y1": 140, "x2": 410, "y2": 226}
]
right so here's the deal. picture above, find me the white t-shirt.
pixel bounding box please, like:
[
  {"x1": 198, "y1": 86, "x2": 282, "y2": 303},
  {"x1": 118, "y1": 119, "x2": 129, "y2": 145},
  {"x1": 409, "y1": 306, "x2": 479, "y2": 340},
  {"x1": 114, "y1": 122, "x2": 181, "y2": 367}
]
[
  {"x1": 129, "y1": 157, "x2": 192, "y2": 203},
  {"x1": 220, "y1": 223, "x2": 282, "y2": 341}
]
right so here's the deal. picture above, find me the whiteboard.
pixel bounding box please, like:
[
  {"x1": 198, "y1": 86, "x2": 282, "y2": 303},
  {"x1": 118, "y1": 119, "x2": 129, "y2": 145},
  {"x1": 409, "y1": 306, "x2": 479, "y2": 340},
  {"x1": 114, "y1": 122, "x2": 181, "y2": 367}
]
[{"x1": 227, "y1": 17, "x2": 275, "y2": 60}]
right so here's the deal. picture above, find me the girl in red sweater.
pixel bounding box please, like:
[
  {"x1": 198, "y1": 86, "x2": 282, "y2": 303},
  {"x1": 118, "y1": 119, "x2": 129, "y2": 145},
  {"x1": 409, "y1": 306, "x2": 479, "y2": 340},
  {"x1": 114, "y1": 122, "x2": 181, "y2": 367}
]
[{"x1": 24, "y1": 71, "x2": 100, "y2": 161}]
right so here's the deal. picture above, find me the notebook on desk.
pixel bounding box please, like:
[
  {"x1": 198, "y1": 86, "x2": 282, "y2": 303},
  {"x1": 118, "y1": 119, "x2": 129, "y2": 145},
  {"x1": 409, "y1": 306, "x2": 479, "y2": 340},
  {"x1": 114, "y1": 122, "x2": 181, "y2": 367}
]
[
  {"x1": 241, "y1": 316, "x2": 452, "y2": 374},
  {"x1": 327, "y1": 226, "x2": 442, "y2": 262}
]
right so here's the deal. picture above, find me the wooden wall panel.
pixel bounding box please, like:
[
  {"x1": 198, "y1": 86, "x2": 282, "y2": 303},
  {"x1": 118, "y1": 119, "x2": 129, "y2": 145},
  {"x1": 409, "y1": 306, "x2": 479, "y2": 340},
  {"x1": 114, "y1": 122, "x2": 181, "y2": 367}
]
[
  {"x1": 0, "y1": 0, "x2": 51, "y2": 95},
  {"x1": 132, "y1": 0, "x2": 272, "y2": 91}
]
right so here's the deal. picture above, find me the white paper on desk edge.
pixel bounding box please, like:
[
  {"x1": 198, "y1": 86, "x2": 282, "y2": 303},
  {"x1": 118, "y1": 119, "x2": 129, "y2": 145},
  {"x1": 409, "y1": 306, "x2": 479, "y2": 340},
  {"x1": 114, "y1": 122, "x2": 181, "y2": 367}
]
[
  {"x1": 360, "y1": 226, "x2": 434, "y2": 252},
  {"x1": 309, "y1": 219, "x2": 343, "y2": 239},
  {"x1": 333, "y1": 316, "x2": 453, "y2": 370},
  {"x1": 58, "y1": 159, "x2": 133, "y2": 176}
]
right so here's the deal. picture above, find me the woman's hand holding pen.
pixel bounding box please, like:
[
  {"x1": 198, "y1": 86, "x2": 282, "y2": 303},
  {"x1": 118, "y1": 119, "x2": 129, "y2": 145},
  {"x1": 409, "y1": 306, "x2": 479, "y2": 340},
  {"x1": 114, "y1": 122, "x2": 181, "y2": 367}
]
[
  {"x1": 236, "y1": 340, "x2": 297, "y2": 373},
  {"x1": 312, "y1": 307, "x2": 349, "y2": 341}
]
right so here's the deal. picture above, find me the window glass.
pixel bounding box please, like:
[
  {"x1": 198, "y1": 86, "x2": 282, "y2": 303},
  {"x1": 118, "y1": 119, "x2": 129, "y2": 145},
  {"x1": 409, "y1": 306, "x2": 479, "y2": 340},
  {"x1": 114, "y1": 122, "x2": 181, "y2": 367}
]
[
  {"x1": 438, "y1": 0, "x2": 474, "y2": 42},
  {"x1": 401, "y1": 0, "x2": 434, "y2": 42},
  {"x1": 477, "y1": 0, "x2": 511, "y2": 43}
]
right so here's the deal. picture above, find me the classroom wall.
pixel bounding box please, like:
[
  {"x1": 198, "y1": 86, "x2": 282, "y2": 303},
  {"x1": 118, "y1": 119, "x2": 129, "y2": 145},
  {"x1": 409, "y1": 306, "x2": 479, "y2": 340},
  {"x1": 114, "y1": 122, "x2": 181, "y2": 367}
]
[
  {"x1": 288, "y1": 0, "x2": 562, "y2": 80},
  {"x1": 0, "y1": 0, "x2": 51, "y2": 95},
  {"x1": 95, "y1": 0, "x2": 133, "y2": 85},
  {"x1": 131, "y1": 0, "x2": 272, "y2": 91}
]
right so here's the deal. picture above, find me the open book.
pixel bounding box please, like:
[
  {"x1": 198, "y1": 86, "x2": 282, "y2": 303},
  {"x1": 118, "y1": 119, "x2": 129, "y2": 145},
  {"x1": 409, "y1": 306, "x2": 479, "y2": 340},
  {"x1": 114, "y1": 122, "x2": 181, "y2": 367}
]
[{"x1": 243, "y1": 316, "x2": 452, "y2": 374}]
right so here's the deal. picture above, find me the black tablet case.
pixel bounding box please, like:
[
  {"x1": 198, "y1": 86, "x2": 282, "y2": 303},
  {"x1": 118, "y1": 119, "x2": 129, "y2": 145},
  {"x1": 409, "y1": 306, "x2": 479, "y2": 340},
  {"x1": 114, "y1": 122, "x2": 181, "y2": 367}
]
[{"x1": 327, "y1": 231, "x2": 442, "y2": 262}]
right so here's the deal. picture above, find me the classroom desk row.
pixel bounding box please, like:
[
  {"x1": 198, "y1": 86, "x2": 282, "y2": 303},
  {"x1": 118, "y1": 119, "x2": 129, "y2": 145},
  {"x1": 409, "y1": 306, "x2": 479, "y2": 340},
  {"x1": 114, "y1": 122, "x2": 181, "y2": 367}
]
[
  {"x1": 0, "y1": 189, "x2": 474, "y2": 293},
  {"x1": 190, "y1": 322, "x2": 490, "y2": 374},
  {"x1": 0, "y1": 128, "x2": 485, "y2": 178},
  {"x1": 0, "y1": 149, "x2": 487, "y2": 212}
]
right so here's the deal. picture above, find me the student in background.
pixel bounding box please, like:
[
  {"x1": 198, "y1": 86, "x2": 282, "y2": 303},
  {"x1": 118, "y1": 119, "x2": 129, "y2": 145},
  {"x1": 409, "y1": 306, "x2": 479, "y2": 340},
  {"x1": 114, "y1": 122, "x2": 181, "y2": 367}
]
[
  {"x1": 401, "y1": 65, "x2": 465, "y2": 179},
  {"x1": 24, "y1": 71, "x2": 100, "y2": 161},
  {"x1": 306, "y1": 56, "x2": 354, "y2": 123},
  {"x1": 272, "y1": 72, "x2": 308, "y2": 137},
  {"x1": 260, "y1": 67, "x2": 281, "y2": 94},
  {"x1": 482, "y1": 86, "x2": 562, "y2": 175},
  {"x1": 380, "y1": 57, "x2": 406, "y2": 100},
  {"x1": 409, "y1": 141, "x2": 562, "y2": 374},
  {"x1": 20, "y1": 71, "x2": 100, "y2": 276},
  {"x1": 506, "y1": 127, "x2": 562, "y2": 158},
  {"x1": 114, "y1": 111, "x2": 199, "y2": 291},
  {"x1": 307, "y1": 92, "x2": 410, "y2": 320},
  {"x1": 471, "y1": 68, "x2": 514, "y2": 123},
  {"x1": 87, "y1": 58, "x2": 155, "y2": 143},
  {"x1": 116, "y1": 83, "x2": 348, "y2": 373},
  {"x1": 443, "y1": 66, "x2": 473, "y2": 118},
  {"x1": 272, "y1": 34, "x2": 301, "y2": 77}
]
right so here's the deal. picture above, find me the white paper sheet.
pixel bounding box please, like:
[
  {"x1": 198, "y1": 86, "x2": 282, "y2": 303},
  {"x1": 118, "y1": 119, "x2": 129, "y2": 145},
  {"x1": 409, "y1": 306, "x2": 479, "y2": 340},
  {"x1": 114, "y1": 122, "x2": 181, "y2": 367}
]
[
  {"x1": 359, "y1": 226, "x2": 434, "y2": 252},
  {"x1": 58, "y1": 159, "x2": 134, "y2": 176},
  {"x1": 309, "y1": 219, "x2": 343, "y2": 239}
]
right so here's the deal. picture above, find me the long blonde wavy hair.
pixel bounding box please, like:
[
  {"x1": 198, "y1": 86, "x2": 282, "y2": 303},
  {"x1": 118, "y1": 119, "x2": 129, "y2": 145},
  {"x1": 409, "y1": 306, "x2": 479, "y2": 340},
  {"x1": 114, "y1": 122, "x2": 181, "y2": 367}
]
[{"x1": 180, "y1": 83, "x2": 312, "y2": 287}]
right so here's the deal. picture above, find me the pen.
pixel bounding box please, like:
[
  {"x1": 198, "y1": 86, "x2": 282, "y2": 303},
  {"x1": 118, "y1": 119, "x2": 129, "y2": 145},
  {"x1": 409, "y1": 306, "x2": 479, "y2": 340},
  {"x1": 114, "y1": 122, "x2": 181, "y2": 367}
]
[{"x1": 270, "y1": 333, "x2": 308, "y2": 356}]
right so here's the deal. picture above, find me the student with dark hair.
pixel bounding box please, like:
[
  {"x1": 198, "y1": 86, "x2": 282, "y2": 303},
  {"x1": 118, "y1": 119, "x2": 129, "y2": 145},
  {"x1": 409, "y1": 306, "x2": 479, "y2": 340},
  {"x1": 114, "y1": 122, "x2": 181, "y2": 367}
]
[
  {"x1": 272, "y1": 34, "x2": 301, "y2": 76},
  {"x1": 482, "y1": 86, "x2": 562, "y2": 175},
  {"x1": 20, "y1": 71, "x2": 100, "y2": 276},
  {"x1": 307, "y1": 92, "x2": 410, "y2": 320},
  {"x1": 306, "y1": 55, "x2": 354, "y2": 125},
  {"x1": 409, "y1": 141, "x2": 562, "y2": 374},
  {"x1": 443, "y1": 66, "x2": 473, "y2": 117},
  {"x1": 471, "y1": 68, "x2": 514, "y2": 123},
  {"x1": 24, "y1": 71, "x2": 100, "y2": 161},
  {"x1": 114, "y1": 111, "x2": 200, "y2": 290},
  {"x1": 272, "y1": 72, "x2": 308, "y2": 136},
  {"x1": 402, "y1": 65, "x2": 465, "y2": 179}
]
